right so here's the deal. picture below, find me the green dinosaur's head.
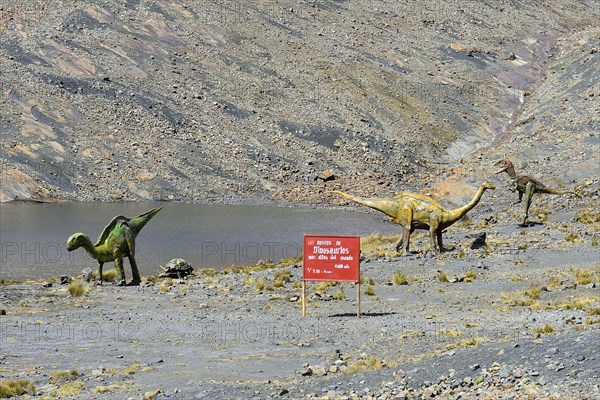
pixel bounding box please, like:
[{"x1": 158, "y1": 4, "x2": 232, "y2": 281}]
[{"x1": 66, "y1": 233, "x2": 86, "y2": 251}]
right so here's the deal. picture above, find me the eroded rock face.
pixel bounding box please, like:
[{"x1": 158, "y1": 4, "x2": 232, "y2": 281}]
[{"x1": 0, "y1": 168, "x2": 54, "y2": 202}]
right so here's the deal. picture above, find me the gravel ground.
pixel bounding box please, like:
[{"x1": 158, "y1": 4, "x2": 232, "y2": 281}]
[{"x1": 1, "y1": 203, "x2": 599, "y2": 399}]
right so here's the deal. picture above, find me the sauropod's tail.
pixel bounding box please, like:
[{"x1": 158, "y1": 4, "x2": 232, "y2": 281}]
[{"x1": 328, "y1": 191, "x2": 398, "y2": 219}]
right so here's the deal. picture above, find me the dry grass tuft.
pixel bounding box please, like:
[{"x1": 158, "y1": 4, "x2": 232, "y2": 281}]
[
  {"x1": 501, "y1": 283, "x2": 543, "y2": 307},
  {"x1": 49, "y1": 370, "x2": 78, "y2": 384},
  {"x1": 202, "y1": 276, "x2": 219, "y2": 285},
  {"x1": 360, "y1": 233, "x2": 402, "y2": 258},
  {"x1": 50, "y1": 381, "x2": 85, "y2": 397},
  {"x1": 436, "y1": 328, "x2": 461, "y2": 338},
  {"x1": 443, "y1": 336, "x2": 489, "y2": 351},
  {"x1": 575, "y1": 208, "x2": 600, "y2": 224},
  {"x1": 93, "y1": 269, "x2": 117, "y2": 282},
  {"x1": 533, "y1": 324, "x2": 554, "y2": 335},
  {"x1": 556, "y1": 296, "x2": 598, "y2": 311},
  {"x1": 345, "y1": 356, "x2": 386, "y2": 374},
  {"x1": 68, "y1": 279, "x2": 87, "y2": 297},
  {"x1": 0, "y1": 380, "x2": 35, "y2": 398},
  {"x1": 273, "y1": 269, "x2": 292, "y2": 284},
  {"x1": 564, "y1": 231, "x2": 584, "y2": 243},
  {"x1": 159, "y1": 280, "x2": 173, "y2": 293},
  {"x1": 254, "y1": 276, "x2": 267, "y2": 291},
  {"x1": 573, "y1": 268, "x2": 595, "y2": 286},
  {"x1": 392, "y1": 273, "x2": 408, "y2": 285},
  {"x1": 587, "y1": 308, "x2": 600, "y2": 316},
  {"x1": 438, "y1": 272, "x2": 449, "y2": 283},
  {"x1": 333, "y1": 287, "x2": 346, "y2": 300},
  {"x1": 464, "y1": 270, "x2": 477, "y2": 282}
]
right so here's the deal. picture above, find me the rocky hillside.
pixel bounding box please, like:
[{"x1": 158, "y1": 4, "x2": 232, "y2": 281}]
[{"x1": 1, "y1": 0, "x2": 599, "y2": 203}]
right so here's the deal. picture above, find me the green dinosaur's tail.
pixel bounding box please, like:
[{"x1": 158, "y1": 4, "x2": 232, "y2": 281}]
[
  {"x1": 128, "y1": 207, "x2": 163, "y2": 236},
  {"x1": 328, "y1": 191, "x2": 398, "y2": 218},
  {"x1": 539, "y1": 188, "x2": 582, "y2": 198}
]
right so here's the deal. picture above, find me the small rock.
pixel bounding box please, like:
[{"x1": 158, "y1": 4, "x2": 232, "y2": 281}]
[
  {"x1": 512, "y1": 368, "x2": 525, "y2": 378},
  {"x1": 316, "y1": 170, "x2": 336, "y2": 182},
  {"x1": 569, "y1": 370, "x2": 580, "y2": 379},
  {"x1": 498, "y1": 367, "x2": 511, "y2": 379},
  {"x1": 81, "y1": 267, "x2": 93, "y2": 282},
  {"x1": 144, "y1": 389, "x2": 162, "y2": 400},
  {"x1": 470, "y1": 232, "x2": 486, "y2": 249},
  {"x1": 450, "y1": 43, "x2": 477, "y2": 56},
  {"x1": 312, "y1": 365, "x2": 328, "y2": 376},
  {"x1": 0, "y1": 310, "x2": 5, "y2": 315},
  {"x1": 470, "y1": 363, "x2": 480, "y2": 371},
  {"x1": 41, "y1": 281, "x2": 53, "y2": 288},
  {"x1": 538, "y1": 377, "x2": 547, "y2": 386},
  {"x1": 421, "y1": 387, "x2": 435, "y2": 398}
]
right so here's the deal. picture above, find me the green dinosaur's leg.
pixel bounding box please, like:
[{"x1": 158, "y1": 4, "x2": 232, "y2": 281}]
[
  {"x1": 513, "y1": 190, "x2": 523, "y2": 205},
  {"x1": 97, "y1": 261, "x2": 104, "y2": 286},
  {"x1": 523, "y1": 182, "x2": 535, "y2": 225},
  {"x1": 114, "y1": 257, "x2": 126, "y2": 286},
  {"x1": 128, "y1": 255, "x2": 141, "y2": 286},
  {"x1": 124, "y1": 228, "x2": 141, "y2": 286}
]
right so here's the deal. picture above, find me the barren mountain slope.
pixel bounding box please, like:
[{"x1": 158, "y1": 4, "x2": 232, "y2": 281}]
[{"x1": 1, "y1": 0, "x2": 599, "y2": 203}]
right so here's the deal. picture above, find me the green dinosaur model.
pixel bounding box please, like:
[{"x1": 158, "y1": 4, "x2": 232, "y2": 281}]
[
  {"x1": 494, "y1": 159, "x2": 581, "y2": 225},
  {"x1": 331, "y1": 182, "x2": 495, "y2": 255},
  {"x1": 66, "y1": 207, "x2": 162, "y2": 286}
]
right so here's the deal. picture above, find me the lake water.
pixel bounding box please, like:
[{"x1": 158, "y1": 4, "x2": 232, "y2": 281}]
[{"x1": 0, "y1": 202, "x2": 398, "y2": 280}]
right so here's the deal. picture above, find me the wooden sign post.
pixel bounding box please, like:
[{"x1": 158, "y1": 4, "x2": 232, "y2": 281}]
[{"x1": 302, "y1": 235, "x2": 361, "y2": 318}]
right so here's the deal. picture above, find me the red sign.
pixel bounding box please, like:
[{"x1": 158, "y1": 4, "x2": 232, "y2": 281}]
[{"x1": 303, "y1": 235, "x2": 360, "y2": 282}]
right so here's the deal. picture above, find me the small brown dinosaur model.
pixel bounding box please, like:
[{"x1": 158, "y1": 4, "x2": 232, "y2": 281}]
[
  {"x1": 330, "y1": 182, "x2": 495, "y2": 255},
  {"x1": 494, "y1": 159, "x2": 581, "y2": 225}
]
